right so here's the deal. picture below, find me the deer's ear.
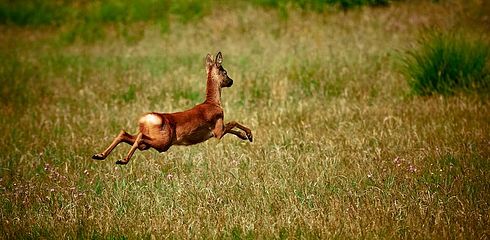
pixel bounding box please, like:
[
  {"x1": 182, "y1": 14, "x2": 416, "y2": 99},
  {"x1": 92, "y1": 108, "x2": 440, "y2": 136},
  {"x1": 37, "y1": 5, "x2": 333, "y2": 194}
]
[
  {"x1": 215, "y1": 52, "x2": 223, "y2": 67},
  {"x1": 205, "y1": 54, "x2": 213, "y2": 68}
]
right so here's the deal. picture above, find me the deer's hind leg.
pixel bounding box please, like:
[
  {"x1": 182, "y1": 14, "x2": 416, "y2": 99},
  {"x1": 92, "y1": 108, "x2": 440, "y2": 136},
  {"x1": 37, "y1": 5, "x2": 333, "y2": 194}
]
[
  {"x1": 92, "y1": 130, "x2": 136, "y2": 160},
  {"x1": 115, "y1": 132, "x2": 143, "y2": 165}
]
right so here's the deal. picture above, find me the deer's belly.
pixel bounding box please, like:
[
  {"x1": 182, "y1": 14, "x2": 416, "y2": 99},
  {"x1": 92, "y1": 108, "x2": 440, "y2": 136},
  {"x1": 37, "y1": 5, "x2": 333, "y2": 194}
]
[{"x1": 174, "y1": 128, "x2": 214, "y2": 146}]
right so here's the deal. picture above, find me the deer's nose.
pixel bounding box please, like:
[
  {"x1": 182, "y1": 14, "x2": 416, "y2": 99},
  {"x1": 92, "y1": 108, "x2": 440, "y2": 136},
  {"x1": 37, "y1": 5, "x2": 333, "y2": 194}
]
[{"x1": 225, "y1": 78, "x2": 233, "y2": 87}]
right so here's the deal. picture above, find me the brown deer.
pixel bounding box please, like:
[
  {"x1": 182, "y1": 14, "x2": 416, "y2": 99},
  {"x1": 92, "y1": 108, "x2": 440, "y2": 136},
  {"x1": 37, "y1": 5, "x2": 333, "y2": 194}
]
[{"x1": 92, "y1": 52, "x2": 253, "y2": 165}]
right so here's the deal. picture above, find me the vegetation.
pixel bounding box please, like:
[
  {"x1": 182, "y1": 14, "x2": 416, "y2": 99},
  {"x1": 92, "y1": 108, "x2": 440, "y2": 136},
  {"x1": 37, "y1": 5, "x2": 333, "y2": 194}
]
[
  {"x1": 403, "y1": 31, "x2": 490, "y2": 95},
  {"x1": 253, "y1": 0, "x2": 394, "y2": 11},
  {"x1": 0, "y1": 0, "x2": 395, "y2": 26},
  {"x1": 1, "y1": 0, "x2": 489, "y2": 238},
  {"x1": 0, "y1": 0, "x2": 401, "y2": 43}
]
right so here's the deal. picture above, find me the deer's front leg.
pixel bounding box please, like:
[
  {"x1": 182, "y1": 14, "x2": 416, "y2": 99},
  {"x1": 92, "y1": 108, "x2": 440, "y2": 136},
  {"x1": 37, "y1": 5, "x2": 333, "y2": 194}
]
[
  {"x1": 213, "y1": 119, "x2": 253, "y2": 142},
  {"x1": 227, "y1": 129, "x2": 248, "y2": 140},
  {"x1": 225, "y1": 121, "x2": 253, "y2": 142},
  {"x1": 213, "y1": 118, "x2": 226, "y2": 139}
]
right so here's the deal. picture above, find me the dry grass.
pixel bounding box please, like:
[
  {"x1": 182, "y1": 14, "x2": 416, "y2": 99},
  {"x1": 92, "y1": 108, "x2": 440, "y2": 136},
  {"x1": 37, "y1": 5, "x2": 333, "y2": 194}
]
[{"x1": 0, "y1": 1, "x2": 489, "y2": 239}]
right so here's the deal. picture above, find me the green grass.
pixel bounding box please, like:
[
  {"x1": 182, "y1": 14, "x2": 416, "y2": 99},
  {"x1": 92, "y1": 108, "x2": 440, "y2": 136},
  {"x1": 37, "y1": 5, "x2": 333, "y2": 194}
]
[
  {"x1": 254, "y1": 0, "x2": 393, "y2": 11},
  {"x1": 0, "y1": 0, "x2": 402, "y2": 44},
  {"x1": 0, "y1": 0, "x2": 398, "y2": 25},
  {"x1": 402, "y1": 31, "x2": 490, "y2": 95},
  {"x1": 0, "y1": 0, "x2": 66, "y2": 26},
  {"x1": 1, "y1": 0, "x2": 489, "y2": 238}
]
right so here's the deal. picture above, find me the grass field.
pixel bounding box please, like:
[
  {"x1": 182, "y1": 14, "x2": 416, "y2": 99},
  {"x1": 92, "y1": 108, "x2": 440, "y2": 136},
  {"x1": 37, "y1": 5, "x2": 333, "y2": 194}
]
[{"x1": 1, "y1": 0, "x2": 489, "y2": 238}]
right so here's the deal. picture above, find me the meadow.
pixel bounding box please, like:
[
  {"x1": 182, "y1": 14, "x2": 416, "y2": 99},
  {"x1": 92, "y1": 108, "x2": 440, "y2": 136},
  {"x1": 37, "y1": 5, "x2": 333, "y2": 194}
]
[{"x1": 0, "y1": 0, "x2": 489, "y2": 238}]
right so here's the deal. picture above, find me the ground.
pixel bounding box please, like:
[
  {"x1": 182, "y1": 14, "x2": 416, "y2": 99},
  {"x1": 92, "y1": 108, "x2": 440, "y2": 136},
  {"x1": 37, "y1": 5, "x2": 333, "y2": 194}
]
[{"x1": 0, "y1": 1, "x2": 489, "y2": 238}]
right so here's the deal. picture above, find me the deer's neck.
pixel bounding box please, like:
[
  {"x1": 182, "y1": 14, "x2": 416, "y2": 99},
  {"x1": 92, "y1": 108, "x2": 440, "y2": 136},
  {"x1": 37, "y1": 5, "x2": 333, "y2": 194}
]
[{"x1": 204, "y1": 72, "x2": 221, "y2": 106}]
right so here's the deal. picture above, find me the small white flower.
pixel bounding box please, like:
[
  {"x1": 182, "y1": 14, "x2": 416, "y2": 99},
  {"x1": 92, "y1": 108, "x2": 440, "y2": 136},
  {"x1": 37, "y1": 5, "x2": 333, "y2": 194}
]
[{"x1": 166, "y1": 173, "x2": 174, "y2": 180}]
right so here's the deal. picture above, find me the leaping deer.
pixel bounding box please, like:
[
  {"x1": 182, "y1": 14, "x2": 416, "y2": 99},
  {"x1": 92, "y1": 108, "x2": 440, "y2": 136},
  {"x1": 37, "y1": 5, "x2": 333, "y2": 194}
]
[{"x1": 92, "y1": 52, "x2": 253, "y2": 165}]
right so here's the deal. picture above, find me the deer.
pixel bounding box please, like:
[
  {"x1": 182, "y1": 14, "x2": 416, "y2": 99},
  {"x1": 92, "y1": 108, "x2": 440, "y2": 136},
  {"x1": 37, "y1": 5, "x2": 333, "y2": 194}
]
[{"x1": 92, "y1": 52, "x2": 253, "y2": 165}]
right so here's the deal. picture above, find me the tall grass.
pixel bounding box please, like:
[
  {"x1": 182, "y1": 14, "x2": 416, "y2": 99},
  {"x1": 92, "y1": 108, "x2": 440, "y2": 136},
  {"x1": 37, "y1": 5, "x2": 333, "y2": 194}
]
[
  {"x1": 0, "y1": 0, "x2": 400, "y2": 43},
  {"x1": 0, "y1": 0, "x2": 211, "y2": 43},
  {"x1": 253, "y1": 0, "x2": 393, "y2": 11},
  {"x1": 0, "y1": 0, "x2": 489, "y2": 238},
  {"x1": 402, "y1": 31, "x2": 490, "y2": 95},
  {"x1": 0, "y1": 0, "x2": 397, "y2": 26},
  {"x1": 0, "y1": 1, "x2": 66, "y2": 26}
]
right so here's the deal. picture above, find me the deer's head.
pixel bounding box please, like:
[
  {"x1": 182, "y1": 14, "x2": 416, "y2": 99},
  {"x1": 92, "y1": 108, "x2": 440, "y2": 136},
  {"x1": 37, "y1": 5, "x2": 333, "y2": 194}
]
[{"x1": 205, "y1": 52, "x2": 233, "y2": 88}]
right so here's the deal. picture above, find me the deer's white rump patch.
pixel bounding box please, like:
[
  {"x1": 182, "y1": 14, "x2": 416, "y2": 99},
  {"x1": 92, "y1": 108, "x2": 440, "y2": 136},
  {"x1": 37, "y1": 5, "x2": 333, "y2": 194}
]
[{"x1": 139, "y1": 114, "x2": 162, "y2": 126}]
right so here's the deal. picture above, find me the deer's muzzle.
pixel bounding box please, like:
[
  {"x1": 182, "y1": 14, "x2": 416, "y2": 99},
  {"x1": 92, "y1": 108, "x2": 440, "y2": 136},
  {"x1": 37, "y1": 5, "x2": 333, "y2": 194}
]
[{"x1": 224, "y1": 78, "x2": 233, "y2": 87}]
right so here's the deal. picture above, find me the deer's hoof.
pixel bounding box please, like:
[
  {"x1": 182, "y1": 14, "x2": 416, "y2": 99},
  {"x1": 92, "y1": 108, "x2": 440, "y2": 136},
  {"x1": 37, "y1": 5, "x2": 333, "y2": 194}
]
[
  {"x1": 92, "y1": 154, "x2": 105, "y2": 160},
  {"x1": 246, "y1": 132, "x2": 253, "y2": 142},
  {"x1": 115, "y1": 160, "x2": 128, "y2": 165}
]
